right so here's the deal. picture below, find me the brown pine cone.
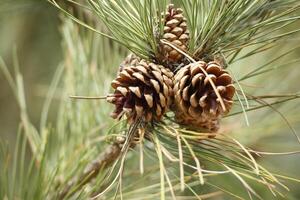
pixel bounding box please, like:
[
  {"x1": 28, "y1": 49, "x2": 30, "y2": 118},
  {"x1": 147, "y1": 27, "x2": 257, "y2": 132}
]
[
  {"x1": 107, "y1": 60, "x2": 174, "y2": 124},
  {"x1": 158, "y1": 4, "x2": 189, "y2": 65},
  {"x1": 118, "y1": 54, "x2": 140, "y2": 73},
  {"x1": 173, "y1": 61, "x2": 235, "y2": 132}
]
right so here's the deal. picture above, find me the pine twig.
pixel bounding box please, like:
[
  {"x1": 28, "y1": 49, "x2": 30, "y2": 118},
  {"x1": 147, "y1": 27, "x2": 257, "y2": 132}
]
[{"x1": 58, "y1": 142, "x2": 122, "y2": 200}]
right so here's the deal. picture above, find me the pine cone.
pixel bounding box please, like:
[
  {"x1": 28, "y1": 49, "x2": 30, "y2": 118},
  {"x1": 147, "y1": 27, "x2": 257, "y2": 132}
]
[
  {"x1": 159, "y1": 4, "x2": 189, "y2": 64},
  {"x1": 119, "y1": 54, "x2": 140, "y2": 73},
  {"x1": 173, "y1": 61, "x2": 235, "y2": 132},
  {"x1": 107, "y1": 60, "x2": 174, "y2": 124}
]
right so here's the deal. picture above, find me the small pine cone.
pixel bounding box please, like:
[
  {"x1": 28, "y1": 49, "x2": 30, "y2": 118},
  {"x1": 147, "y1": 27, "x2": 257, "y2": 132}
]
[
  {"x1": 107, "y1": 60, "x2": 174, "y2": 124},
  {"x1": 159, "y1": 4, "x2": 189, "y2": 64},
  {"x1": 173, "y1": 61, "x2": 235, "y2": 132},
  {"x1": 119, "y1": 54, "x2": 140, "y2": 73}
]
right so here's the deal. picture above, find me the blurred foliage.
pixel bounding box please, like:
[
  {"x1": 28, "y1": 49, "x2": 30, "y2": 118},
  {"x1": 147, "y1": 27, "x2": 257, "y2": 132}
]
[{"x1": 0, "y1": 0, "x2": 61, "y2": 144}]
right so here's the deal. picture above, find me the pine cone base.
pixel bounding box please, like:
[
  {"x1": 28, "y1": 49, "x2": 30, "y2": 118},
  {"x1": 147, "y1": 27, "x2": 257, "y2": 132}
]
[{"x1": 175, "y1": 112, "x2": 220, "y2": 132}]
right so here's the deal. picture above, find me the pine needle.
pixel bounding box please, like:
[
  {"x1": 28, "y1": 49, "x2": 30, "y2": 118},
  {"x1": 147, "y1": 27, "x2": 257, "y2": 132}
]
[
  {"x1": 69, "y1": 95, "x2": 107, "y2": 100},
  {"x1": 154, "y1": 135, "x2": 166, "y2": 200}
]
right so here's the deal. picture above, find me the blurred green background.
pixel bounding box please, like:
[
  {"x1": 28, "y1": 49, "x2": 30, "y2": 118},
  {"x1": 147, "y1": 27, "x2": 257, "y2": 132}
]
[{"x1": 0, "y1": 0, "x2": 61, "y2": 145}]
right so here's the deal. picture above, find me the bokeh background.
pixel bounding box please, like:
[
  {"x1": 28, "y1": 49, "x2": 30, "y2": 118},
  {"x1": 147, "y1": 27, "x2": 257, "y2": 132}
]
[{"x1": 0, "y1": 0, "x2": 61, "y2": 145}]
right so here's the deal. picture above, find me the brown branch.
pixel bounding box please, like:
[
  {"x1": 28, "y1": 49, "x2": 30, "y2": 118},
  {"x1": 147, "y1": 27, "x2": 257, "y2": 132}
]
[{"x1": 58, "y1": 142, "x2": 122, "y2": 200}]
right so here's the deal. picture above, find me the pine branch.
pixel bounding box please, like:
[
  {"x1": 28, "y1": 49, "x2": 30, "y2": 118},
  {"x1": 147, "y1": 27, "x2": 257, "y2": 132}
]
[{"x1": 58, "y1": 142, "x2": 122, "y2": 200}]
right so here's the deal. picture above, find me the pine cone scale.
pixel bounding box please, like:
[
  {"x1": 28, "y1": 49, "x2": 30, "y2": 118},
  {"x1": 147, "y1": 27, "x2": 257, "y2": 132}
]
[
  {"x1": 132, "y1": 73, "x2": 147, "y2": 84},
  {"x1": 217, "y1": 74, "x2": 232, "y2": 85},
  {"x1": 116, "y1": 87, "x2": 128, "y2": 96},
  {"x1": 166, "y1": 19, "x2": 181, "y2": 28},
  {"x1": 225, "y1": 84, "x2": 235, "y2": 98},
  {"x1": 129, "y1": 86, "x2": 142, "y2": 98},
  {"x1": 144, "y1": 94, "x2": 154, "y2": 108},
  {"x1": 162, "y1": 84, "x2": 170, "y2": 99},
  {"x1": 190, "y1": 93, "x2": 198, "y2": 107},
  {"x1": 171, "y1": 27, "x2": 184, "y2": 36},
  {"x1": 150, "y1": 80, "x2": 160, "y2": 94},
  {"x1": 159, "y1": 93, "x2": 167, "y2": 107},
  {"x1": 163, "y1": 33, "x2": 177, "y2": 41}
]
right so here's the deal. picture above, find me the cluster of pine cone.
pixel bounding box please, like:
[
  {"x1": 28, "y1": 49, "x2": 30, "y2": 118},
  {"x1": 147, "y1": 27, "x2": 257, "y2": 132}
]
[{"x1": 107, "y1": 4, "x2": 235, "y2": 132}]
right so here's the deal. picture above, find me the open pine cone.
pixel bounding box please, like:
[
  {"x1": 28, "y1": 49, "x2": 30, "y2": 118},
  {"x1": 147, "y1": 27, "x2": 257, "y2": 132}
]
[
  {"x1": 173, "y1": 61, "x2": 235, "y2": 132},
  {"x1": 119, "y1": 53, "x2": 140, "y2": 73},
  {"x1": 158, "y1": 4, "x2": 189, "y2": 65},
  {"x1": 107, "y1": 59, "x2": 174, "y2": 124}
]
